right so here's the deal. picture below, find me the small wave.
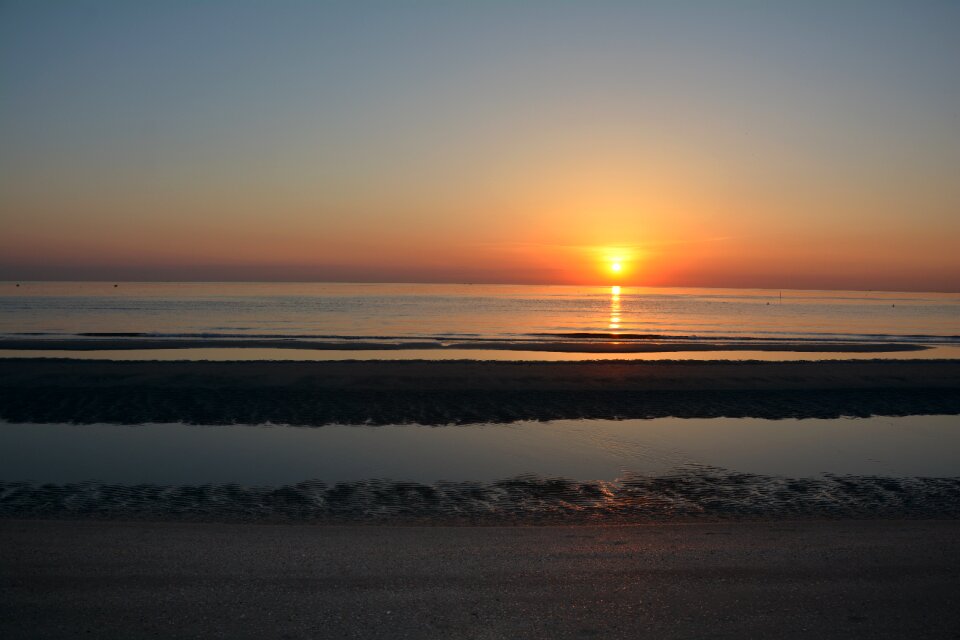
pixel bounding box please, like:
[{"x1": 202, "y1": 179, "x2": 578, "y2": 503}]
[
  {"x1": 531, "y1": 331, "x2": 960, "y2": 344},
  {"x1": 3, "y1": 468, "x2": 958, "y2": 522},
  {"x1": 7, "y1": 329, "x2": 959, "y2": 346}
]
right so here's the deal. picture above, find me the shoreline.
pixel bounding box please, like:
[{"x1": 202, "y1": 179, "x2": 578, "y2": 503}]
[
  {"x1": 4, "y1": 470, "x2": 959, "y2": 523},
  {"x1": 0, "y1": 337, "x2": 934, "y2": 352},
  {"x1": 2, "y1": 358, "x2": 959, "y2": 424}
]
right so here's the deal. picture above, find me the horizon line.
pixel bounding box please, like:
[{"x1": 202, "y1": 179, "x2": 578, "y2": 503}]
[{"x1": 3, "y1": 279, "x2": 958, "y2": 296}]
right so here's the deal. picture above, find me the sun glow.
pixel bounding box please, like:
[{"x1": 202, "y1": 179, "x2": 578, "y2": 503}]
[{"x1": 590, "y1": 246, "x2": 639, "y2": 283}]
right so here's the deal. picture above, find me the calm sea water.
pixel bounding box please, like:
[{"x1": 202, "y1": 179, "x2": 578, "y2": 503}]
[
  {"x1": 4, "y1": 416, "x2": 958, "y2": 485},
  {"x1": 2, "y1": 281, "x2": 958, "y2": 346}
]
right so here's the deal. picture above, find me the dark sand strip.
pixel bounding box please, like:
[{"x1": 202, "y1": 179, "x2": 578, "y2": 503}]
[
  {"x1": 0, "y1": 337, "x2": 929, "y2": 352},
  {"x1": 1, "y1": 359, "x2": 959, "y2": 424},
  {"x1": 2, "y1": 519, "x2": 959, "y2": 639}
]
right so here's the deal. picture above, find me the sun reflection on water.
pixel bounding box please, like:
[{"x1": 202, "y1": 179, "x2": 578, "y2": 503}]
[{"x1": 609, "y1": 285, "x2": 622, "y2": 330}]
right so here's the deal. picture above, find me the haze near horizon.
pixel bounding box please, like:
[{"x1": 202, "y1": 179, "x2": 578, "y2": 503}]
[{"x1": 2, "y1": 1, "x2": 959, "y2": 291}]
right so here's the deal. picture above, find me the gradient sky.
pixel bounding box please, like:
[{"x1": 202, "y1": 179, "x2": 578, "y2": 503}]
[{"x1": 2, "y1": 1, "x2": 959, "y2": 290}]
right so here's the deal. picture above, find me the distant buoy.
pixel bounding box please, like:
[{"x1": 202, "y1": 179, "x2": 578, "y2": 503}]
[{"x1": 114, "y1": 284, "x2": 118, "y2": 287}]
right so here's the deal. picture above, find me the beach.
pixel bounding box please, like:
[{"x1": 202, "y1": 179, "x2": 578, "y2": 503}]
[
  {"x1": 2, "y1": 288, "x2": 960, "y2": 636},
  {"x1": 3, "y1": 518, "x2": 959, "y2": 639},
  {"x1": 4, "y1": 357, "x2": 959, "y2": 526}
]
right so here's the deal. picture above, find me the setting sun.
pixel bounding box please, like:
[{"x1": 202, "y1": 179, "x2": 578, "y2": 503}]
[{"x1": 611, "y1": 262, "x2": 622, "y2": 273}]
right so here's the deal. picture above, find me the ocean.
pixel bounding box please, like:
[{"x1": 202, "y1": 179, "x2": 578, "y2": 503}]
[{"x1": 2, "y1": 282, "x2": 958, "y2": 357}]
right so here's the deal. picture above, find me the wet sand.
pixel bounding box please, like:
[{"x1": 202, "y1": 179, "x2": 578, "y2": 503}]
[
  {"x1": 0, "y1": 337, "x2": 930, "y2": 352},
  {"x1": 2, "y1": 358, "x2": 959, "y2": 424},
  {"x1": 2, "y1": 518, "x2": 959, "y2": 639}
]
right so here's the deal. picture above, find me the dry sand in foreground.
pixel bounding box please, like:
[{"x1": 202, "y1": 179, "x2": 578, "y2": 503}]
[{"x1": 2, "y1": 519, "x2": 959, "y2": 640}]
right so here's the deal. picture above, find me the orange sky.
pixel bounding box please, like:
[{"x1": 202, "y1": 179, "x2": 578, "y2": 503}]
[{"x1": 2, "y1": 3, "x2": 959, "y2": 291}]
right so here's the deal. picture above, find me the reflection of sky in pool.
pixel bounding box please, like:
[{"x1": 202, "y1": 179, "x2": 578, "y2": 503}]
[{"x1": 2, "y1": 416, "x2": 958, "y2": 486}]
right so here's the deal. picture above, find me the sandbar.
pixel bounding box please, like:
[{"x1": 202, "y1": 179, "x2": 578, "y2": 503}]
[
  {"x1": 0, "y1": 336, "x2": 932, "y2": 352},
  {"x1": 1, "y1": 358, "x2": 959, "y2": 424}
]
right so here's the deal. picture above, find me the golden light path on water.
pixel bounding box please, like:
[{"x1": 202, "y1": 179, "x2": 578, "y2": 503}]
[
  {"x1": 610, "y1": 285, "x2": 621, "y2": 330},
  {"x1": 1, "y1": 347, "x2": 958, "y2": 362}
]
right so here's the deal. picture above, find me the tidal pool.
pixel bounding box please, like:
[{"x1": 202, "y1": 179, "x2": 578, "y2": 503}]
[{"x1": 1, "y1": 415, "x2": 958, "y2": 486}]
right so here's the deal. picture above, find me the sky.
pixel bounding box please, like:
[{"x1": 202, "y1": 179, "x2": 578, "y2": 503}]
[{"x1": 1, "y1": 1, "x2": 959, "y2": 291}]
